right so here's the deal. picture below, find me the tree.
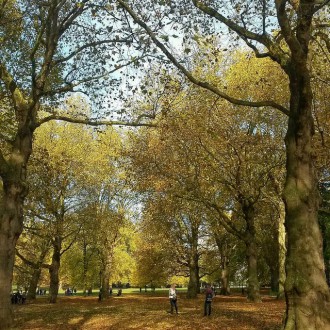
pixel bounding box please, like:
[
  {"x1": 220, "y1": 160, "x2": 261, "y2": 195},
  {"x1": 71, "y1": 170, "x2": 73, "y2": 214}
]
[
  {"x1": 119, "y1": 1, "x2": 330, "y2": 328},
  {"x1": 210, "y1": 224, "x2": 238, "y2": 296},
  {"x1": 132, "y1": 224, "x2": 173, "y2": 288},
  {"x1": 23, "y1": 121, "x2": 101, "y2": 303},
  {"x1": 15, "y1": 221, "x2": 52, "y2": 300},
  {"x1": 0, "y1": 1, "x2": 153, "y2": 326},
  {"x1": 130, "y1": 74, "x2": 285, "y2": 301}
]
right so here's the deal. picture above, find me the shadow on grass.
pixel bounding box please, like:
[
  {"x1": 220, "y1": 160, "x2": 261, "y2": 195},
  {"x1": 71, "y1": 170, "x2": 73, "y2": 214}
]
[{"x1": 12, "y1": 294, "x2": 284, "y2": 330}]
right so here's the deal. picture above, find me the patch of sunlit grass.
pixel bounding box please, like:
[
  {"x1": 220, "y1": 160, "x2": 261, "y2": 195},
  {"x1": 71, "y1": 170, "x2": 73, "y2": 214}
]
[{"x1": 68, "y1": 317, "x2": 85, "y2": 325}]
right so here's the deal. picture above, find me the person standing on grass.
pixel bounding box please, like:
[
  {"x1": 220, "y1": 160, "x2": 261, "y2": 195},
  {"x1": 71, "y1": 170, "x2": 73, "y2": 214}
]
[
  {"x1": 169, "y1": 284, "x2": 178, "y2": 314},
  {"x1": 204, "y1": 284, "x2": 214, "y2": 316}
]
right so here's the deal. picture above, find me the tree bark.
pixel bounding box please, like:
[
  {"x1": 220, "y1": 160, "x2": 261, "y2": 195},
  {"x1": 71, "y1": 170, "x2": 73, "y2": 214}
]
[
  {"x1": 186, "y1": 233, "x2": 200, "y2": 299},
  {"x1": 187, "y1": 262, "x2": 200, "y2": 298},
  {"x1": 82, "y1": 240, "x2": 88, "y2": 296},
  {"x1": 0, "y1": 131, "x2": 32, "y2": 326},
  {"x1": 278, "y1": 200, "x2": 286, "y2": 299},
  {"x1": 220, "y1": 265, "x2": 230, "y2": 295},
  {"x1": 245, "y1": 238, "x2": 261, "y2": 302},
  {"x1": 101, "y1": 271, "x2": 110, "y2": 300},
  {"x1": 213, "y1": 233, "x2": 231, "y2": 295},
  {"x1": 25, "y1": 243, "x2": 50, "y2": 300},
  {"x1": 270, "y1": 264, "x2": 279, "y2": 294},
  {"x1": 27, "y1": 267, "x2": 42, "y2": 301},
  {"x1": 242, "y1": 201, "x2": 261, "y2": 302},
  {"x1": 282, "y1": 65, "x2": 330, "y2": 329},
  {"x1": 0, "y1": 215, "x2": 19, "y2": 329},
  {"x1": 49, "y1": 236, "x2": 62, "y2": 303},
  {"x1": 99, "y1": 249, "x2": 113, "y2": 301}
]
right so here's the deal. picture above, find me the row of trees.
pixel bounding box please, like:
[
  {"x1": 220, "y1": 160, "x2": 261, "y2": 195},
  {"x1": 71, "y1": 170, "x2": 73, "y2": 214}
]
[
  {"x1": 14, "y1": 43, "x2": 330, "y2": 309},
  {"x1": 1, "y1": 0, "x2": 329, "y2": 329},
  {"x1": 14, "y1": 116, "x2": 134, "y2": 302}
]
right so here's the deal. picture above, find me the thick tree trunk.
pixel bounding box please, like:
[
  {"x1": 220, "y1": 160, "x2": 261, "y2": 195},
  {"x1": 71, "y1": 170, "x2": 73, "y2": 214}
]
[
  {"x1": 27, "y1": 267, "x2": 42, "y2": 301},
  {"x1": 26, "y1": 244, "x2": 49, "y2": 300},
  {"x1": 214, "y1": 235, "x2": 231, "y2": 295},
  {"x1": 187, "y1": 262, "x2": 200, "y2": 298},
  {"x1": 242, "y1": 202, "x2": 261, "y2": 302},
  {"x1": 0, "y1": 225, "x2": 18, "y2": 329},
  {"x1": 101, "y1": 273, "x2": 110, "y2": 300},
  {"x1": 49, "y1": 236, "x2": 62, "y2": 303},
  {"x1": 269, "y1": 168, "x2": 286, "y2": 299},
  {"x1": 186, "y1": 238, "x2": 200, "y2": 299},
  {"x1": 282, "y1": 70, "x2": 330, "y2": 329},
  {"x1": 0, "y1": 180, "x2": 28, "y2": 327},
  {"x1": 0, "y1": 98, "x2": 34, "y2": 328},
  {"x1": 245, "y1": 239, "x2": 261, "y2": 302},
  {"x1": 220, "y1": 265, "x2": 230, "y2": 295},
  {"x1": 99, "y1": 251, "x2": 113, "y2": 300},
  {"x1": 270, "y1": 265, "x2": 279, "y2": 294}
]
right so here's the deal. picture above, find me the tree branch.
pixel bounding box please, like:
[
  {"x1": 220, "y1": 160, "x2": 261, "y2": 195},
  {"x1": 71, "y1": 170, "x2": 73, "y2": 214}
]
[
  {"x1": 275, "y1": 0, "x2": 302, "y2": 57},
  {"x1": 0, "y1": 149, "x2": 9, "y2": 177},
  {"x1": 15, "y1": 249, "x2": 34, "y2": 268},
  {"x1": 0, "y1": 62, "x2": 28, "y2": 111},
  {"x1": 58, "y1": 0, "x2": 90, "y2": 36},
  {"x1": 53, "y1": 38, "x2": 134, "y2": 66},
  {"x1": 118, "y1": 0, "x2": 290, "y2": 117},
  {"x1": 35, "y1": 115, "x2": 156, "y2": 129}
]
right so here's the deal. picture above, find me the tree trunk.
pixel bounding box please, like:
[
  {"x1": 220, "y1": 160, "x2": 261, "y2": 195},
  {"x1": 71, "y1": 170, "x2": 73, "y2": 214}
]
[
  {"x1": 220, "y1": 265, "x2": 230, "y2": 295},
  {"x1": 187, "y1": 262, "x2": 200, "y2": 298},
  {"x1": 101, "y1": 273, "x2": 110, "y2": 300},
  {"x1": 214, "y1": 235, "x2": 231, "y2": 295},
  {"x1": 245, "y1": 238, "x2": 261, "y2": 302},
  {"x1": 278, "y1": 199, "x2": 286, "y2": 299},
  {"x1": 270, "y1": 264, "x2": 279, "y2": 294},
  {"x1": 27, "y1": 267, "x2": 42, "y2": 301},
  {"x1": 282, "y1": 68, "x2": 330, "y2": 329},
  {"x1": 242, "y1": 201, "x2": 261, "y2": 302},
  {"x1": 187, "y1": 265, "x2": 199, "y2": 298},
  {"x1": 0, "y1": 95, "x2": 34, "y2": 328},
  {"x1": 99, "y1": 251, "x2": 113, "y2": 301},
  {"x1": 0, "y1": 179, "x2": 28, "y2": 327},
  {"x1": 0, "y1": 224, "x2": 18, "y2": 329},
  {"x1": 82, "y1": 240, "x2": 88, "y2": 296},
  {"x1": 186, "y1": 235, "x2": 200, "y2": 299},
  {"x1": 319, "y1": 216, "x2": 330, "y2": 286},
  {"x1": 49, "y1": 236, "x2": 62, "y2": 303},
  {"x1": 26, "y1": 244, "x2": 50, "y2": 300}
]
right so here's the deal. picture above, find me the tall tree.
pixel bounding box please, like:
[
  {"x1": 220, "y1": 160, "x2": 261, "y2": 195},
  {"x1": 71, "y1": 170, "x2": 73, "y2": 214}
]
[
  {"x1": 25, "y1": 121, "x2": 100, "y2": 303},
  {"x1": 0, "y1": 1, "x2": 152, "y2": 326},
  {"x1": 119, "y1": 1, "x2": 330, "y2": 328}
]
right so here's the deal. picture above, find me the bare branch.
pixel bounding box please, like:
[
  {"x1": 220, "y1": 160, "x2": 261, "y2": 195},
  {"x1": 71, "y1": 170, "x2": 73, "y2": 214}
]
[
  {"x1": 118, "y1": 1, "x2": 290, "y2": 117},
  {"x1": 45, "y1": 55, "x2": 146, "y2": 97},
  {"x1": 58, "y1": 0, "x2": 90, "y2": 36},
  {"x1": 35, "y1": 114, "x2": 156, "y2": 129},
  {"x1": 53, "y1": 38, "x2": 134, "y2": 66},
  {"x1": 314, "y1": 0, "x2": 330, "y2": 13},
  {"x1": 192, "y1": 0, "x2": 268, "y2": 44}
]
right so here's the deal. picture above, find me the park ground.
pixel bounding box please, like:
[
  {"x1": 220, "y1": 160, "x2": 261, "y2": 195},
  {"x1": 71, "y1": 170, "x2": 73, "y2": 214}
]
[{"x1": 12, "y1": 290, "x2": 285, "y2": 330}]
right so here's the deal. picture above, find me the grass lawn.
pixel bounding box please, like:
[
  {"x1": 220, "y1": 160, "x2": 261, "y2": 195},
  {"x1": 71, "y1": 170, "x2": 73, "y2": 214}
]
[{"x1": 12, "y1": 292, "x2": 285, "y2": 330}]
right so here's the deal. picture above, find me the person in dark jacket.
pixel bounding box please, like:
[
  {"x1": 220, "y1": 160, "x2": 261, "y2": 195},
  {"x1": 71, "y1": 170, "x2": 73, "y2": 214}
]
[{"x1": 204, "y1": 284, "x2": 214, "y2": 316}]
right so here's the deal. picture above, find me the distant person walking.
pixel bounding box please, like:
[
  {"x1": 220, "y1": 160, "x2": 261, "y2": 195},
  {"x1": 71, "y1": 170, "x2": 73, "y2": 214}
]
[
  {"x1": 169, "y1": 284, "x2": 178, "y2": 314},
  {"x1": 204, "y1": 284, "x2": 214, "y2": 316}
]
